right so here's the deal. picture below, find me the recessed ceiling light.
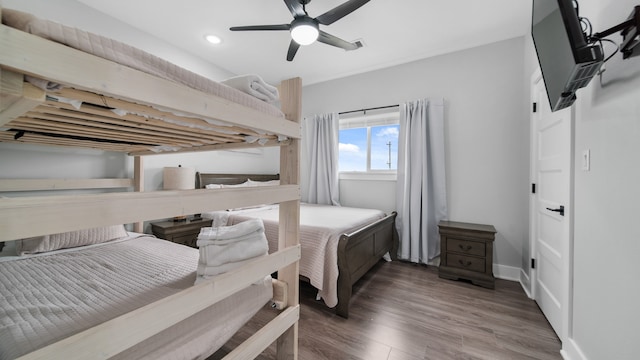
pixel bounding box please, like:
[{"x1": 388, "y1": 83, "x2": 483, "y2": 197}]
[{"x1": 205, "y1": 34, "x2": 222, "y2": 45}]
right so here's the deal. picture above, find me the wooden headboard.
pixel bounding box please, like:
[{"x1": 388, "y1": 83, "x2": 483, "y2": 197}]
[{"x1": 196, "y1": 173, "x2": 280, "y2": 189}]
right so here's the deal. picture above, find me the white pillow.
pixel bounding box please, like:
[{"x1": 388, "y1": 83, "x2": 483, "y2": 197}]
[
  {"x1": 222, "y1": 180, "x2": 251, "y2": 188},
  {"x1": 247, "y1": 179, "x2": 280, "y2": 186},
  {"x1": 205, "y1": 183, "x2": 223, "y2": 189},
  {"x1": 16, "y1": 225, "x2": 128, "y2": 255}
]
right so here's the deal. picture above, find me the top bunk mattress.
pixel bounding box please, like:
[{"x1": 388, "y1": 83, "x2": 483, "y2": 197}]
[
  {"x1": 0, "y1": 9, "x2": 296, "y2": 154},
  {"x1": 0, "y1": 235, "x2": 272, "y2": 360},
  {"x1": 1, "y1": 9, "x2": 283, "y2": 119}
]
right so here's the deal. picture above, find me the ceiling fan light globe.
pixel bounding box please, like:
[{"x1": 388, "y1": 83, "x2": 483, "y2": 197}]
[{"x1": 291, "y1": 23, "x2": 319, "y2": 45}]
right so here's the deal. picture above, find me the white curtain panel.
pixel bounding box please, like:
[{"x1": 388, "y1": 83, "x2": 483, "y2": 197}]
[
  {"x1": 302, "y1": 112, "x2": 341, "y2": 206},
  {"x1": 396, "y1": 99, "x2": 447, "y2": 263}
]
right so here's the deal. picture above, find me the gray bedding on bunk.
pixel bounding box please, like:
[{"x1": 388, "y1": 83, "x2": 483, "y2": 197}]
[
  {"x1": 1, "y1": 8, "x2": 283, "y2": 120},
  {"x1": 0, "y1": 235, "x2": 272, "y2": 360}
]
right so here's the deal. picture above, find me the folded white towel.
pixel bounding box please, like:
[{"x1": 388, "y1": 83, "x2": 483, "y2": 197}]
[
  {"x1": 200, "y1": 210, "x2": 230, "y2": 228},
  {"x1": 196, "y1": 255, "x2": 266, "y2": 277},
  {"x1": 196, "y1": 219, "x2": 269, "y2": 268},
  {"x1": 197, "y1": 232, "x2": 264, "y2": 246},
  {"x1": 221, "y1": 74, "x2": 279, "y2": 104},
  {"x1": 198, "y1": 233, "x2": 268, "y2": 267},
  {"x1": 197, "y1": 218, "x2": 264, "y2": 241},
  {"x1": 195, "y1": 257, "x2": 268, "y2": 285}
]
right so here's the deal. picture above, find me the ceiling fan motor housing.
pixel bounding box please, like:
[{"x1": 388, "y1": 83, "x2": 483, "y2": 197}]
[
  {"x1": 230, "y1": 0, "x2": 370, "y2": 61},
  {"x1": 291, "y1": 17, "x2": 320, "y2": 45}
]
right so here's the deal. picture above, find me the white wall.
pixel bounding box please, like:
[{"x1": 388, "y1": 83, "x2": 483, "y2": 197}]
[
  {"x1": 338, "y1": 179, "x2": 397, "y2": 214},
  {"x1": 0, "y1": 143, "x2": 279, "y2": 189},
  {"x1": 563, "y1": 0, "x2": 640, "y2": 359},
  {"x1": 0, "y1": 143, "x2": 127, "y2": 190},
  {"x1": 303, "y1": 37, "x2": 530, "y2": 269}
]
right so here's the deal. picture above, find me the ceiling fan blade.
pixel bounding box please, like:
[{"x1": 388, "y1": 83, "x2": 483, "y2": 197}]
[
  {"x1": 283, "y1": 0, "x2": 306, "y2": 18},
  {"x1": 230, "y1": 24, "x2": 290, "y2": 31},
  {"x1": 287, "y1": 40, "x2": 301, "y2": 61},
  {"x1": 317, "y1": 31, "x2": 360, "y2": 51},
  {"x1": 315, "y1": 0, "x2": 370, "y2": 25}
]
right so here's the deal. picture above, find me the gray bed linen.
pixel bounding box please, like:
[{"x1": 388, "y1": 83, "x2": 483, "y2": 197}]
[{"x1": 0, "y1": 236, "x2": 272, "y2": 360}]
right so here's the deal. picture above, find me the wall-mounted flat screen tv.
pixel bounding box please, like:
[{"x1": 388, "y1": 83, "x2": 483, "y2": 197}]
[{"x1": 531, "y1": 0, "x2": 603, "y2": 111}]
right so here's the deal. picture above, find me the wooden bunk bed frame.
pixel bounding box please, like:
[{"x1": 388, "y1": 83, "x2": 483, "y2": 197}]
[
  {"x1": 196, "y1": 173, "x2": 399, "y2": 318},
  {"x1": 0, "y1": 6, "x2": 301, "y2": 359}
]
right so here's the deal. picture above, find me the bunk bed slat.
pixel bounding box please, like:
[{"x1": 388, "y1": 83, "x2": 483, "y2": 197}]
[
  {"x1": 0, "y1": 185, "x2": 300, "y2": 241},
  {"x1": 54, "y1": 87, "x2": 260, "y2": 139}
]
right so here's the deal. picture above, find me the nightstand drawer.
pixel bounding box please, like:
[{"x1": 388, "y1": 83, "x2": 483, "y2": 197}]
[
  {"x1": 447, "y1": 238, "x2": 485, "y2": 257},
  {"x1": 448, "y1": 254, "x2": 485, "y2": 273},
  {"x1": 151, "y1": 218, "x2": 212, "y2": 249},
  {"x1": 172, "y1": 234, "x2": 198, "y2": 247},
  {"x1": 438, "y1": 220, "x2": 496, "y2": 289}
]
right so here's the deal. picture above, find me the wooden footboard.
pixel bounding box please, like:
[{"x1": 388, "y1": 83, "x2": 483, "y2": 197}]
[{"x1": 335, "y1": 212, "x2": 398, "y2": 318}]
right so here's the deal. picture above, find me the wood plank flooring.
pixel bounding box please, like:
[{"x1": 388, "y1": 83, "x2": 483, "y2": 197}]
[{"x1": 211, "y1": 261, "x2": 562, "y2": 360}]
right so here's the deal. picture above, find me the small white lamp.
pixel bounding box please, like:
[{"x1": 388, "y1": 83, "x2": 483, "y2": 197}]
[{"x1": 163, "y1": 165, "x2": 195, "y2": 222}]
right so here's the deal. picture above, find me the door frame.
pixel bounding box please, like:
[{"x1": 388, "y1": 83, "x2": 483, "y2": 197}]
[{"x1": 529, "y1": 68, "x2": 575, "y2": 344}]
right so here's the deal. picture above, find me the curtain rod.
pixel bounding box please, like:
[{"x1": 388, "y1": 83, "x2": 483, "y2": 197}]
[{"x1": 338, "y1": 104, "x2": 399, "y2": 116}]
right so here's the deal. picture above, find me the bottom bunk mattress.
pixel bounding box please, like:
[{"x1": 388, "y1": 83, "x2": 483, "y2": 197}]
[
  {"x1": 204, "y1": 203, "x2": 386, "y2": 308},
  {"x1": 0, "y1": 235, "x2": 272, "y2": 360}
]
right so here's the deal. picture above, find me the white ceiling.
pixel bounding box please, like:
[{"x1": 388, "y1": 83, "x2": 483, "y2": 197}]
[{"x1": 77, "y1": 0, "x2": 533, "y2": 86}]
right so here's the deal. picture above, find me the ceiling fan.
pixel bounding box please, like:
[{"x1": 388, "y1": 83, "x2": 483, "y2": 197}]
[{"x1": 230, "y1": 0, "x2": 370, "y2": 61}]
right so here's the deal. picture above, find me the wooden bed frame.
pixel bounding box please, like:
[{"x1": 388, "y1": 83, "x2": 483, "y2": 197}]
[
  {"x1": 0, "y1": 6, "x2": 301, "y2": 359},
  {"x1": 197, "y1": 172, "x2": 398, "y2": 318}
]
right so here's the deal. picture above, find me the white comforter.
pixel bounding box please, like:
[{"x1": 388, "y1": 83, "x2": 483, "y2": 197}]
[
  {"x1": 206, "y1": 204, "x2": 385, "y2": 308},
  {"x1": 0, "y1": 235, "x2": 272, "y2": 360}
]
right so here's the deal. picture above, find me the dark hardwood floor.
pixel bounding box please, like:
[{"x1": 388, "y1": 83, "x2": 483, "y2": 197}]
[{"x1": 211, "y1": 261, "x2": 561, "y2": 360}]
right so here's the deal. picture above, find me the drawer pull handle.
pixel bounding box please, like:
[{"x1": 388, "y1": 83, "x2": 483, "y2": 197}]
[
  {"x1": 458, "y1": 244, "x2": 473, "y2": 252},
  {"x1": 458, "y1": 259, "x2": 472, "y2": 267}
]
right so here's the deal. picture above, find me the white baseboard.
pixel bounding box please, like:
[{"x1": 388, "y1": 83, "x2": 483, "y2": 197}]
[
  {"x1": 561, "y1": 338, "x2": 588, "y2": 360},
  {"x1": 493, "y1": 264, "x2": 521, "y2": 282},
  {"x1": 519, "y1": 268, "x2": 533, "y2": 299}
]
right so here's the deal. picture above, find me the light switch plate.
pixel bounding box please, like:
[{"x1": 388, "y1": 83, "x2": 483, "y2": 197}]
[{"x1": 582, "y1": 149, "x2": 590, "y2": 171}]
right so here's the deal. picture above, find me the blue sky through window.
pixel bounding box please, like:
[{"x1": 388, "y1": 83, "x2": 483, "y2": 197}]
[
  {"x1": 371, "y1": 125, "x2": 399, "y2": 170},
  {"x1": 339, "y1": 125, "x2": 399, "y2": 172},
  {"x1": 339, "y1": 128, "x2": 366, "y2": 171}
]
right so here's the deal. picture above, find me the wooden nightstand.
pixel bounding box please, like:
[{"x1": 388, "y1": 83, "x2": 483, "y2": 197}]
[
  {"x1": 438, "y1": 220, "x2": 497, "y2": 289},
  {"x1": 150, "y1": 217, "x2": 212, "y2": 248}
]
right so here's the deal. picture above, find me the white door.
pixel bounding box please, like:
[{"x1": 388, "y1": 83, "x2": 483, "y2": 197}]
[{"x1": 530, "y1": 70, "x2": 573, "y2": 341}]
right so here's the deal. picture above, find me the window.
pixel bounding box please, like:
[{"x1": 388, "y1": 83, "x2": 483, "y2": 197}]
[{"x1": 338, "y1": 109, "x2": 399, "y2": 174}]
